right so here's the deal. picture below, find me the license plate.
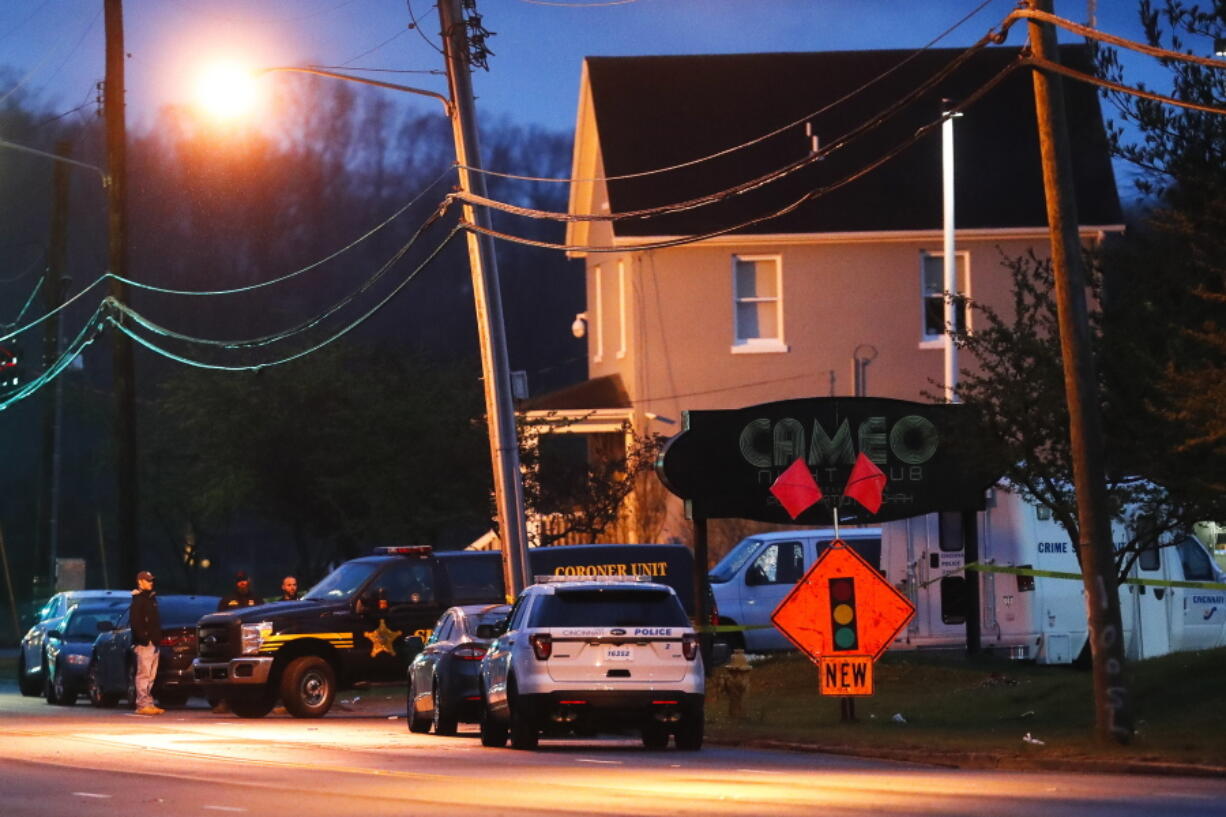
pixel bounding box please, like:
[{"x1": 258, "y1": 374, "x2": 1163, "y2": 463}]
[{"x1": 605, "y1": 646, "x2": 633, "y2": 661}]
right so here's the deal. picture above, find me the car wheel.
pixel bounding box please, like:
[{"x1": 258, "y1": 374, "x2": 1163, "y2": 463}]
[
  {"x1": 88, "y1": 661, "x2": 119, "y2": 708},
  {"x1": 53, "y1": 665, "x2": 77, "y2": 706},
  {"x1": 641, "y1": 722, "x2": 669, "y2": 750},
  {"x1": 43, "y1": 664, "x2": 60, "y2": 705},
  {"x1": 431, "y1": 677, "x2": 458, "y2": 736},
  {"x1": 406, "y1": 675, "x2": 431, "y2": 733},
  {"x1": 479, "y1": 695, "x2": 507, "y2": 748},
  {"x1": 17, "y1": 653, "x2": 41, "y2": 697},
  {"x1": 230, "y1": 693, "x2": 275, "y2": 718},
  {"x1": 675, "y1": 701, "x2": 705, "y2": 751},
  {"x1": 279, "y1": 655, "x2": 336, "y2": 718},
  {"x1": 507, "y1": 680, "x2": 538, "y2": 751}
]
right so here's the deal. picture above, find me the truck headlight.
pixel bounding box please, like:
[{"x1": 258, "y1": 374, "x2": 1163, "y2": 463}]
[{"x1": 241, "y1": 622, "x2": 274, "y2": 655}]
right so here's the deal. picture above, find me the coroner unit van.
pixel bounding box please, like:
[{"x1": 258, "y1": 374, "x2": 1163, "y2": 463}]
[{"x1": 710, "y1": 486, "x2": 1226, "y2": 664}]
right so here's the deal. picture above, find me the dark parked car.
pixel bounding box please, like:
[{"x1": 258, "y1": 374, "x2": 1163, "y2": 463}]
[
  {"x1": 17, "y1": 590, "x2": 129, "y2": 696},
  {"x1": 88, "y1": 595, "x2": 220, "y2": 708},
  {"x1": 407, "y1": 603, "x2": 510, "y2": 735},
  {"x1": 44, "y1": 604, "x2": 123, "y2": 706}
]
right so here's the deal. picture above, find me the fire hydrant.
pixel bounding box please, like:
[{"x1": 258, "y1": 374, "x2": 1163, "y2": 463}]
[{"x1": 717, "y1": 649, "x2": 753, "y2": 718}]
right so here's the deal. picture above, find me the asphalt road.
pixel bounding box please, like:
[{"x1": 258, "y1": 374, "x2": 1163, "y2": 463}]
[{"x1": 1, "y1": 680, "x2": 1223, "y2": 817}]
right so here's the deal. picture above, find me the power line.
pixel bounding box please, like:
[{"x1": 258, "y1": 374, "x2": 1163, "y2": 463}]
[
  {"x1": 0, "y1": 6, "x2": 101, "y2": 107},
  {"x1": 454, "y1": 36, "x2": 1002, "y2": 225},
  {"x1": 338, "y1": 27, "x2": 411, "y2": 66},
  {"x1": 461, "y1": 60, "x2": 1020, "y2": 253},
  {"x1": 1027, "y1": 55, "x2": 1226, "y2": 117},
  {"x1": 1010, "y1": 6, "x2": 1226, "y2": 70},
  {"x1": 0, "y1": 277, "x2": 44, "y2": 329},
  {"x1": 406, "y1": 0, "x2": 445, "y2": 55},
  {"x1": 464, "y1": 0, "x2": 1002, "y2": 186}
]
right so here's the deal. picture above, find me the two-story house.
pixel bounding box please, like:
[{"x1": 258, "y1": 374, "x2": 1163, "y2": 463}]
[{"x1": 522, "y1": 45, "x2": 1122, "y2": 549}]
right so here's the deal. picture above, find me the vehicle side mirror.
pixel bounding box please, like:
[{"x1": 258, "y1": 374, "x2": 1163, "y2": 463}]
[
  {"x1": 403, "y1": 635, "x2": 424, "y2": 660},
  {"x1": 47, "y1": 629, "x2": 62, "y2": 640},
  {"x1": 97, "y1": 621, "x2": 114, "y2": 632}
]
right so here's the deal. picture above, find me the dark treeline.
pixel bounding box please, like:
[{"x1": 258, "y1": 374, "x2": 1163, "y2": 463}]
[{"x1": 0, "y1": 72, "x2": 584, "y2": 620}]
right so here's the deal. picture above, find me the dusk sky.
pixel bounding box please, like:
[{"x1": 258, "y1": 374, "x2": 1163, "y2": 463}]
[{"x1": 1, "y1": 0, "x2": 1163, "y2": 139}]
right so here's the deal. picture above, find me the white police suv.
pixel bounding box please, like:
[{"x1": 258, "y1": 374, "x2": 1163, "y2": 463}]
[{"x1": 478, "y1": 576, "x2": 705, "y2": 750}]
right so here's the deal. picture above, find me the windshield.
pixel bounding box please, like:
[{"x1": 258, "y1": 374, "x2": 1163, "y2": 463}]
[
  {"x1": 530, "y1": 588, "x2": 689, "y2": 628},
  {"x1": 303, "y1": 562, "x2": 381, "y2": 601},
  {"x1": 463, "y1": 607, "x2": 511, "y2": 637},
  {"x1": 63, "y1": 608, "x2": 112, "y2": 640},
  {"x1": 709, "y1": 538, "x2": 763, "y2": 583}
]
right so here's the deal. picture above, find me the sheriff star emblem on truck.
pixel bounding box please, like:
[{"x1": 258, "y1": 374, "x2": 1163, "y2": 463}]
[{"x1": 364, "y1": 619, "x2": 403, "y2": 658}]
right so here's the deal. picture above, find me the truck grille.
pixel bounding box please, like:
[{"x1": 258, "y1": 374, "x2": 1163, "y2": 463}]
[{"x1": 196, "y1": 621, "x2": 238, "y2": 660}]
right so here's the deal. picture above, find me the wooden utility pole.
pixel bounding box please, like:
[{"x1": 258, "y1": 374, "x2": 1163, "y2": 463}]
[
  {"x1": 1028, "y1": 0, "x2": 1132, "y2": 742},
  {"x1": 105, "y1": 0, "x2": 137, "y2": 589},
  {"x1": 437, "y1": 0, "x2": 529, "y2": 596},
  {"x1": 38, "y1": 139, "x2": 71, "y2": 587}
]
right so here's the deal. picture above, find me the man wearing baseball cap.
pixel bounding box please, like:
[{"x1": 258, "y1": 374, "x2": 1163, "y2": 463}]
[
  {"x1": 130, "y1": 570, "x2": 163, "y2": 715},
  {"x1": 217, "y1": 570, "x2": 261, "y2": 611}
]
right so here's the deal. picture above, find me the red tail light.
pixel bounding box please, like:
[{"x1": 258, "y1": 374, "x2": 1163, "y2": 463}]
[
  {"x1": 158, "y1": 631, "x2": 195, "y2": 648},
  {"x1": 529, "y1": 633, "x2": 553, "y2": 660},
  {"x1": 682, "y1": 633, "x2": 699, "y2": 661},
  {"x1": 453, "y1": 643, "x2": 488, "y2": 661}
]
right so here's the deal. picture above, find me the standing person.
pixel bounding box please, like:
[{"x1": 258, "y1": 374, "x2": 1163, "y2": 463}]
[
  {"x1": 279, "y1": 575, "x2": 299, "y2": 602},
  {"x1": 217, "y1": 570, "x2": 261, "y2": 611},
  {"x1": 130, "y1": 570, "x2": 163, "y2": 716}
]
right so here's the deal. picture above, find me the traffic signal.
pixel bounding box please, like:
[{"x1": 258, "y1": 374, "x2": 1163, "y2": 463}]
[{"x1": 828, "y1": 577, "x2": 858, "y2": 651}]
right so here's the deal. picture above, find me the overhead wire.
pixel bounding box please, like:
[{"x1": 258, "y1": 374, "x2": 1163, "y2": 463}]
[
  {"x1": 1026, "y1": 54, "x2": 1226, "y2": 117},
  {"x1": 452, "y1": 32, "x2": 1003, "y2": 225},
  {"x1": 0, "y1": 277, "x2": 44, "y2": 330},
  {"x1": 463, "y1": 0, "x2": 1002, "y2": 186},
  {"x1": 0, "y1": 5, "x2": 102, "y2": 107},
  {"x1": 109, "y1": 225, "x2": 463, "y2": 373},
  {"x1": 460, "y1": 59, "x2": 1022, "y2": 254},
  {"x1": 406, "y1": 0, "x2": 445, "y2": 55},
  {"x1": 0, "y1": 304, "x2": 108, "y2": 412}
]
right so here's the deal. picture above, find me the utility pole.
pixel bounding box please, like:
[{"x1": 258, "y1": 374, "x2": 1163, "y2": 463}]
[
  {"x1": 437, "y1": 0, "x2": 529, "y2": 597},
  {"x1": 1028, "y1": 0, "x2": 1132, "y2": 743},
  {"x1": 39, "y1": 139, "x2": 71, "y2": 587},
  {"x1": 105, "y1": 0, "x2": 137, "y2": 589}
]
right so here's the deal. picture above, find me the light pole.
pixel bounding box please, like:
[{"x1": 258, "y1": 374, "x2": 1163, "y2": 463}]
[{"x1": 239, "y1": 8, "x2": 531, "y2": 597}]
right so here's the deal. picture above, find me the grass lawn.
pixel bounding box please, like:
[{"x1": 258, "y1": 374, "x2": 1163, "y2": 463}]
[{"x1": 706, "y1": 647, "x2": 1226, "y2": 769}]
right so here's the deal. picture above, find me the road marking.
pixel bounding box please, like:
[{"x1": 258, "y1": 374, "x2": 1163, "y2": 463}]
[
  {"x1": 575, "y1": 758, "x2": 622, "y2": 765},
  {"x1": 203, "y1": 806, "x2": 248, "y2": 812},
  {"x1": 72, "y1": 792, "x2": 112, "y2": 799},
  {"x1": 736, "y1": 768, "x2": 783, "y2": 774}
]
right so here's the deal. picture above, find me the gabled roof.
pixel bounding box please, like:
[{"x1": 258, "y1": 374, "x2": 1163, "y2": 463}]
[{"x1": 579, "y1": 45, "x2": 1121, "y2": 238}]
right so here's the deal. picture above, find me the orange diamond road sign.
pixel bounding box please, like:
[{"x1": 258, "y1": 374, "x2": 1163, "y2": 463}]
[
  {"x1": 819, "y1": 655, "x2": 874, "y2": 696},
  {"x1": 771, "y1": 540, "x2": 915, "y2": 664}
]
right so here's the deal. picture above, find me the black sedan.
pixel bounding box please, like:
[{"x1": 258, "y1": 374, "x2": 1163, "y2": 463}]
[
  {"x1": 44, "y1": 604, "x2": 126, "y2": 706},
  {"x1": 407, "y1": 603, "x2": 509, "y2": 735},
  {"x1": 88, "y1": 595, "x2": 220, "y2": 709}
]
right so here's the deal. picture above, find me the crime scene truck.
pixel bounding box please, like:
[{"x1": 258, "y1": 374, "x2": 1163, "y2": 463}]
[{"x1": 193, "y1": 543, "x2": 699, "y2": 718}]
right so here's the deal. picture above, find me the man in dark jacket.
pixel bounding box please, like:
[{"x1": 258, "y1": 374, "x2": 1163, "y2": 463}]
[
  {"x1": 278, "y1": 575, "x2": 299, "y2": 602},
  {"x1": 130, "y1": 570, "x2": 163, "y2": 715},
  {"x1": 217, "y1": 571, "x2": 261, "y2": 611}
]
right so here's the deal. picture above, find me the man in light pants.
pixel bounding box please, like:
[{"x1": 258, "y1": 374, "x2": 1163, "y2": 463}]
[{"x1": 130, "y1": 570, "x2": 163, "y2": 715}]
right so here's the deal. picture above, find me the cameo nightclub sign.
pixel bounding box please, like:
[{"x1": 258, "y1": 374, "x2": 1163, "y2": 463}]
[{"x1": 656, "y1": 397, "x2": 992, "y2": 525}]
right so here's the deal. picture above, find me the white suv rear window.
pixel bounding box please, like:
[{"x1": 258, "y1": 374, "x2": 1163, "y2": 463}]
[{"x1": 529, "y1": 588, "x2": 689, "y2": 628}]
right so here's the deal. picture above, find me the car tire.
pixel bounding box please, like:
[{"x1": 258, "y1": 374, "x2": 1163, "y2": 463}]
[
  {"x1": 479, "y1": 697, "x2": 507, "y2": 747},
  {"x1": 507, "y1": 681, "x2": 538, "y2": 751},
  {"x1": 431, "y1": 677, "x2": 458, "y2": 736},
  {"x1": 43, "y1": 665, "x2": 60, "y2": 705},
  {"x1": 279, "y1": 656, "x2": 336, "y2": 718},
  {"x1": 87, "y1": 661, "x2": 120, "y2": 708},
  {"x1": 52, "y1": 665, "x2": 77, "y2": 706},
  {"x1": 230, "y1": 693, "x2": 275, "y2": 719},
  {"x1": 407, "y1": 676, "x2": 431, "y2": 733},
  {"x1": 641, "y1": 722, "x2": 669, "y2": 750},
  {"x1": 675, "y1": 701, "x2": 705, "y2": 751},
  {"x1": 17, "y1": 653, "x2": 41, "y2": 697}
]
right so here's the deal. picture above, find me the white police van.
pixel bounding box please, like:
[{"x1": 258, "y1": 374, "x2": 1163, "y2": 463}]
[{"x1": 478, "y1": 576, "x2": 705, "y2": 750}]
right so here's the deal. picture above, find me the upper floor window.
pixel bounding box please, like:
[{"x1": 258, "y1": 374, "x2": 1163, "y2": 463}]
[
  {"x1": 920, "y1": 251, "x2": 969, "y2": 344},
  {"x1": 732, "y1": 254, "x2": 787, "y2": 353}
]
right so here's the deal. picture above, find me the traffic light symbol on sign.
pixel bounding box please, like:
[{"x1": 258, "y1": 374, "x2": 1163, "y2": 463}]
[{"x1": 829, "y1": 577, "x2": 858, "y2": 651}]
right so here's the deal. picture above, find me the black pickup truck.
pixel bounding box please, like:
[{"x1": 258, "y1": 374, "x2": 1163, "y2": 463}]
[{"x1": 193, "y1": 544, "x2": 701, "y2": 718}]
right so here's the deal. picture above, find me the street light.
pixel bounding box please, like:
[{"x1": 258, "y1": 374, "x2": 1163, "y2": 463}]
[{"x1": 192, "y1": 20, "x2": 531, "y2": 597}]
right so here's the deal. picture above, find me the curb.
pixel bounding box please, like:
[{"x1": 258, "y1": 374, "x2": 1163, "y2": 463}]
[{"x1": 712, "y1": 738, "x2": 1226, "y2": 779}]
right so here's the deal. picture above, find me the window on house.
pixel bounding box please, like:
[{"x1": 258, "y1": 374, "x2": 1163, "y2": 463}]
[
  {"x1": 920, "y1": 251, "x2": 969, "y2": 341},
  {"x1": 733, "y1": 255, "x2": 785, "y2": 351}
]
